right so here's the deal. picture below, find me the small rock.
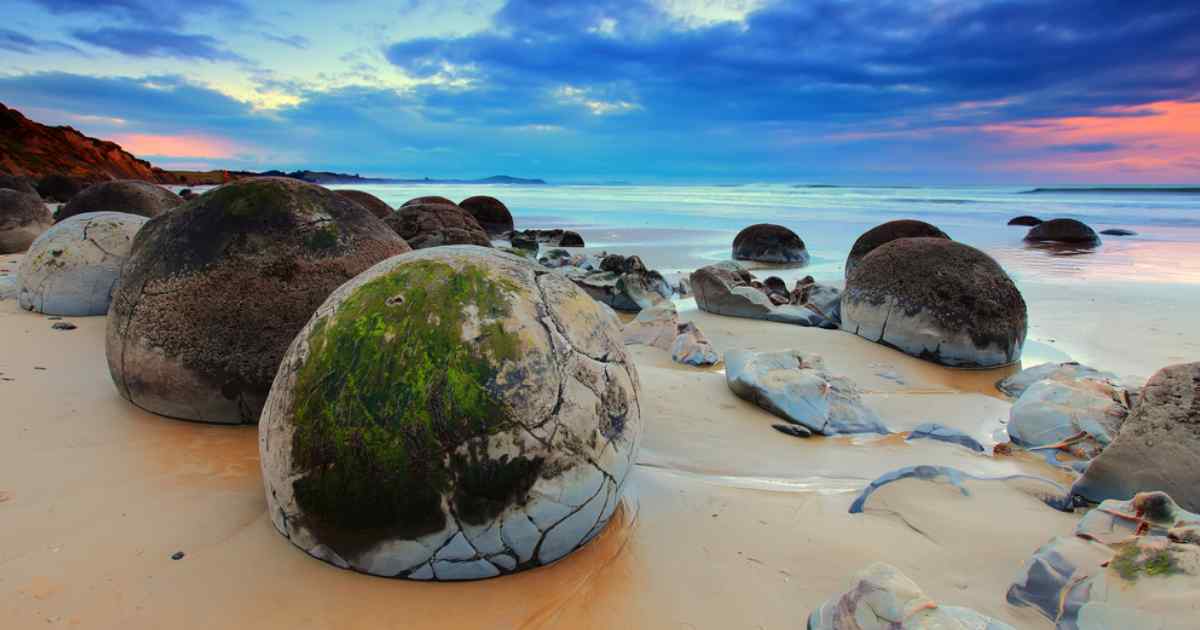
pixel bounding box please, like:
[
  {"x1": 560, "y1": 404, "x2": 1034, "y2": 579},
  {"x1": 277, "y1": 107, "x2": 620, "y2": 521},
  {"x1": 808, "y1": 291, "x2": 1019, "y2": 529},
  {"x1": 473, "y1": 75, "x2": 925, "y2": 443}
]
[
  {"x1": 670, "y1": 322, "x2": 719, "y2": 367},
  {"x1": 51, "y1": 322, "x2": 76, "y2": 330},
  {"x1": 622, "y1": 302, "x2": 679, "y2": 351},
  {"x1": 1100, "y1": 228, "x2": 1137, "y2": 236},
  {"x1": 1008, "y1": 215, "x2": 1043, "y2": 226},
  {"x1": 171, "y1": 551, "x2": 185, "y2": 560}
]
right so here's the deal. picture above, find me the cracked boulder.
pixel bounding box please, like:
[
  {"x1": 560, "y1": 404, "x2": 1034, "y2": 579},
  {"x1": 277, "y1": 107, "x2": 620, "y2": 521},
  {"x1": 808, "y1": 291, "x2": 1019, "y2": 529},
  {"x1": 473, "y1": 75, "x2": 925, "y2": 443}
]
[
  {"x1": 57, "y1": 179, "x2": 182, "y2": 222},
  {"x1": 18, "y1": 211, "x2": 147, "y2": 315},
  {"x1": 671, "y1": 321, "x2": 719, "y2": 367},
  {"x1": 1007, "y1": 376, "x2": 1130, "y2": 459},
  {"x1": 623, "y1": 301, "x2": 679, "y2": 351},
  {"x1": 0, "y1": 189, "x2": 53, "y2": 254},
  {"x1": 1072, "y1": 362, "x2": 1200, "y2": 512},
  {"x1": 335, "y1": 189, "x2": 394, "y2": 219},
  {"x1": 459, "y1": 195, "x2": 514, "y2": 237},
  {"x1": 731, "y1": 223, "x2": 808, "y2": 264},
  {"x1": 726, "y1": 349, "x2": 888, "y2": 436},
  {"x1": 809, "y1": 562, "x2": 1015, "y2": 630},
  {"x1": 259, "y1": 246, "x2": 642, "y2": 580},
  {"x1": 842, "y1": 238, "x2": 1026, "y2": 368},
  {"x1": 844, "y1": 219, "x2": 950, "y2": 279},
  {"x1": 560, "y1": 254, "x2": 672, "y2": 312},
  {"x1": 106, "y1": 177, "x2": 411, "y2": 424},
  {"x1": 690, "y1": 262, "x2": 839, "y2": 328},
  {"x1": 384, "y1": 201, "x2": 492, "y2": 249}
]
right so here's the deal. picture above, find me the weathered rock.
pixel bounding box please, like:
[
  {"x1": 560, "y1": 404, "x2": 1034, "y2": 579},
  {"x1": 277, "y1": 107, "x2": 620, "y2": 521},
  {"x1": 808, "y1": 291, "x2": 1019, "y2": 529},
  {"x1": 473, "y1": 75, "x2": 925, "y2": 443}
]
[
  {"x1": 258, "y1": 246, "x2": 641, "y2": 580},
  {"x1": 690, "y1": 263, "x2": 838, "y2": 328},
  {"x1": 539, "y1": 248, "x2": 587, "y2": 269},
  {"x1": 809, "y1": 562, "x2": 1015, "y2": 630},
  {"x1": 17, "y1": 212, "x2": 147, "y2": 315},
  {"x1": 561, "y1": 254, "x2": 671, "y2": 312},
  {"x1": 0, "y1": 189, "x2": 53, "y2": 253},
  {"x1": 385, "y1": 202, "x2": 491, "y2": 249},
  {"x1": 401, "y1": 195, "x2": 456, "y2": 207},
  {"x1": 1025, "y1": 218, "x2": 1101, "y2": 245},
  {"x1": 459, "y1": 195, "x2": 513, "y2": 236},
  {"x1": 845, "y1": 220, "x2": 950, "y2": 279},
  {"x1": 997, "y1": 362, "x2": 1122, "y2": 398},
  {"x1": 842, "y1": 238, "x2": 1026, "y2": 368},
  {"x1": 1100, "y1": 228, "x2": 1137, "y2": 236},
  {"x1": 106, "y1": 177, "x2": 411, "y2": 424},
  {"x1": 58, "y1": 180, "x2": 182, "y2": 222},
  {"x1": 1008, "y1": 377, "x2": 1130, "y2": 457},
  {"x1": 725, "y1": 350, "x2": 887, "y2": 436},
  {"x1": 1073, "y1": 362, "x2": 1200, "y2": 512},
  {"x1": 1008, "y1": 215, "x2": 1043, "y2": 226},
  {"x1": 0, "y1": 174, "x2": 39, "y2": 196},
  {"x1": 178, "y1": 188, "x2": 196, "y2": 200},
  {"x1": 850, "y1": 465, "x2": 1076, "y2": 514},
  {"x1": 1008, "y1": 491, "x2": 1200, "y2": 629},
  {"x1": 671, "y1": 322, "x2": 719, "y2": 366},
  {"x1": 731, "y1": 223, "x2": 808, "y2": 264},
  {"x1": 622, "y1": 301, "x2": 678, "y2": 351},
  {"x1": 35, "y1": 174, "x2": 87, "y2": 203},
  {"x1": 335, "y1": 189, "x2": 393, "y2": 219},
  {"x1": 906, "y1": 422, "x2": 985, "y2": 452},
  {"x1": 511, "y1": 229, "x2": 585, "y2": 248}
]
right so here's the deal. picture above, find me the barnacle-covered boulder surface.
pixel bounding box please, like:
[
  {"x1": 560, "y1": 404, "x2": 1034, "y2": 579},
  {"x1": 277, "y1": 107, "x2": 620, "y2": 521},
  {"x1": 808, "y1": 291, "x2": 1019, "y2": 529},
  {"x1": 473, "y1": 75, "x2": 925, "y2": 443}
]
[
  {"x1": 106, "y1": 177, "x2": 411, "y2": 424},
  {"x1": 18, "y1": 211, "x2": 147, "y2": 315},
  {"x1": 842, "y1": 237, "x2": 1027, "y2": 367},
  {"x1": 259, "y1": 246, "x2": 642, "y2": 580},
  {"x1": 459, "y1": 195, "x2": 514, "y2": 236},
  {"x1": 334, "y1": 189, "x2": 394, "y2": 219},
  {"x1": 385, "y1": 201, "x2": 492, "y2": 249},
  {"x1": 57, "y1": 179, "x2": 182, "y2": 222},
  {"x1": 0, "y1": 189, "x2": 53, "y2": 253},
  {"x1": 844, "y1": 219, "x2": 950, "y2": 279}
]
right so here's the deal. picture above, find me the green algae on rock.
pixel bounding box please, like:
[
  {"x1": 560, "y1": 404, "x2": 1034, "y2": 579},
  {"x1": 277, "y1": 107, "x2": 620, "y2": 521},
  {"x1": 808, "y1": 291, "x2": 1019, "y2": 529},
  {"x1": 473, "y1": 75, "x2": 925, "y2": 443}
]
[
  {"x1": 105, "y1": 177, "x2": 411, "y2": 424},
  {"x1": 259, "y1": 246, "x2": 642, "y2": 580}
]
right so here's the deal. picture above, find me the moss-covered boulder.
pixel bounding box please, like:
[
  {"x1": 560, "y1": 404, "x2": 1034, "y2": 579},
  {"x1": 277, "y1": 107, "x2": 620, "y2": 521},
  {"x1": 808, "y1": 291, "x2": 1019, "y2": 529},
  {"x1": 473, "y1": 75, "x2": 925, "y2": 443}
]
[
  {"x1": 385, "y1": 202, "x2": 492, "y2": 249},
  {"x1": 459, "y1": 196, "x2": 514, "y2": 237},
  {"x1": 845, "y1": 220, "x2": 950, "y2": 279},
  {"x1": 842, "y1": 238, "x2": 1026, "y2": 367},
  {"x1": 0, "y1": 189, "x2": 53, "y2": 253},
  {"x1": 18, "y1": 211, "x2": 147, "y2": 316},
  {"x1": 106, "y1": 177, "x2": 411, "y2": 424},
  {"x1": 335, "y1": 189, "x2": 393, "y2": 219},
  {"x1": 58, "y1": 180, "x2": 182, "y2": 222},
  {"x1": 259, "y1": 246, "x2": 641, "y2": 580}
]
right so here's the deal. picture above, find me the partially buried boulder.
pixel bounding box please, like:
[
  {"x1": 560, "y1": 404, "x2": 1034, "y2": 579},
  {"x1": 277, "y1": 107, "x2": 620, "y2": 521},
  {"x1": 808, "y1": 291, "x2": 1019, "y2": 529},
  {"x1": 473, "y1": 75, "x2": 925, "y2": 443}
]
[
  {"x1": 106, "y1": 177, "x2": 411, "y2": 424},
  {"x1": 1008, "y1": 215, "x2": 1043, "y2": 226},
  {"x1": 0, "y1": 173, "x2": 39, "y2": 196},
  {"x1": 841, "y1": 238, "x2": 1026, "y2": 368},
  {"x1": 36, "y1": 174, "x2": 87, "y2": 203},
  {"x1": 385, "y1": 202, "x2": 491, "y2": 249},
  {"x1": 1073, "y1": 362, "x2": 1200, "y2": 512},
  {"x1": 459, "y1": 195, "x2": 513, "y2": 236},
  {"x1": 731, "y1": 223, "x2": 808, "y2": 264},
  {"x1": 335, "y1": 189, "x2": 393, "y2": 219},
  {"x1": 0, "y1": 189, "x2": 53, "y2": 254},
  {"x1": 845, "y1": 219, "x2": 949, "y2": 279},
  {"x1": 670, "y1": 321, "x2": 719, "y2": 366},
  {"x1": 690, "y1": 262, "x2": 839, "y2": 328},
  {"x1": 258, "y1": 246, "x2": 641, "y2": 580},
  {"x1": 996, "y1": 361, "x2": 1122, "y2": 399},
  {"x1": 58, "y1": 180, "x2": 182, "y2": 222},
  {"x1": 809, "y1": 562, "x2": 1015, "y2": 630},
  {"x1": 1101, "y1": 228, "x2": 1137, "y2": 236},
  {"x1": 18, "y1": 212, "x2": 147, "y2": 316},
  {"x1": 510, "y1": 228, "x2": 584, "y2": 248},
  {"x1": 725, "y1": 349, "x2": 888, "y2": 436},
  {"x1": 402, "y1": 195, "x2": 456, "y2": 207},
  {"x1": 1025, "y1": 218, "x2": 1100, "y2": 245}
]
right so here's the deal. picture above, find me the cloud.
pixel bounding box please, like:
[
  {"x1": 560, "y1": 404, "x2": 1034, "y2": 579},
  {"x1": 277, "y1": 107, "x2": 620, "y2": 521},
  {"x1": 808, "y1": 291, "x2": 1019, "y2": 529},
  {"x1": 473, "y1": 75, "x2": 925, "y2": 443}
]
[
  {"x1": 261, "y1": 32, "x2": 311, "y2": 49},
  {"x1": 0, "y1": 28, "x2": 85, "y2": 55},
  {"x1": 72, "y1": 27, "x2": 247, "y2": 62},
  {"x1": 1046, "y1": 142, "x2": 1122, "y2": 153},
  {"x1": 29, "y1": 0, "x2": 246, "y2": 27}
]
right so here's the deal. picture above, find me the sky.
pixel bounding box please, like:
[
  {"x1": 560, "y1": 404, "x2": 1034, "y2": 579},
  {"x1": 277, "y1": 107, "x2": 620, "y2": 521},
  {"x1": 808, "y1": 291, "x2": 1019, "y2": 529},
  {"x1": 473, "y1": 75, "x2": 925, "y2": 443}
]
[{"x1": 1, "y1": 0, "x2": 1198, "y2": 184}]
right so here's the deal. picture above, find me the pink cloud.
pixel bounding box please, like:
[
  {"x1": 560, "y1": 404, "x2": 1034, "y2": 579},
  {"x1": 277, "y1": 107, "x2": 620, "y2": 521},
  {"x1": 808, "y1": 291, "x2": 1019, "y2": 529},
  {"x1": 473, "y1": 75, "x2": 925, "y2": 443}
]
[{"x1": 110, "y1": 133, "x2": 240, "y2": 159}]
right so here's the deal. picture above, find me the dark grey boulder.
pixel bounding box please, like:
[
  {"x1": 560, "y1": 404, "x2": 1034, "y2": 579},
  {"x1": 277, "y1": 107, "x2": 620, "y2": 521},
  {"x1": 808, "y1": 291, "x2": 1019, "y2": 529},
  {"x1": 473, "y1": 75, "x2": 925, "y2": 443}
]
[
  {"x1": 1100, "y1": 228, "x2": 1137, "y2": 236},
  {"x1": 459, "y1": 195, "x2": 513, "y2": 236},
  {"x1": 1008, "y1": 215, "x2": 1043, "y2": 226},
  {"x1": 335, "y1": 189, "x2": 393, "y2": 219},
  {"x1": 0, "y1": 189, "x2": 53, "y2": 253},
  {"x1": 1025, "y1": 218, "x2": 1100, "y2": 245},
  {"x1": 731, "y1": 223, "x2": 808, "y2": 264},
  {"x1": 58, "y1": 180, "x2": 182, "y2": 222},
  {"x1": 384, "y1": 202, "x2": 491, "y2": 249},
  {"x1": 36, "y1": 174, "x2": 87, "y2": 203},
  {"x1": 845, "y1": 219, "x2": 949, "y2": 279},
  {"x1": 841, "y1": 238, "x2": 1026, "y2": 367},
  {"x1": 0, "y1": 174, "x2": 39, "y2": 197}
]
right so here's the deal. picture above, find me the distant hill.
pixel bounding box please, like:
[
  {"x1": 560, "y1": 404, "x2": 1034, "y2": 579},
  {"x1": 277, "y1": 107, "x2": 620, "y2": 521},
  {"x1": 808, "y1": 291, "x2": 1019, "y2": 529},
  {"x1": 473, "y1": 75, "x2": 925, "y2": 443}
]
[
  {"x1": 1021, "y1": 187, "x2": 1200, "y2": 194},
  {"x1": 0, "y1": 102, "x2": 179, "y2": 183}
]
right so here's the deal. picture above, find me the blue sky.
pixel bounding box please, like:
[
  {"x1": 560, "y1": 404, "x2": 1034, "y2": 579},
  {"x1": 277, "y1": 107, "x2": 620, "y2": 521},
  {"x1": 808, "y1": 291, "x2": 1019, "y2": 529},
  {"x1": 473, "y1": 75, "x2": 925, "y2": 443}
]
[{"x1": 2, "y1": 0, "x2": 1199, "y2": 183}]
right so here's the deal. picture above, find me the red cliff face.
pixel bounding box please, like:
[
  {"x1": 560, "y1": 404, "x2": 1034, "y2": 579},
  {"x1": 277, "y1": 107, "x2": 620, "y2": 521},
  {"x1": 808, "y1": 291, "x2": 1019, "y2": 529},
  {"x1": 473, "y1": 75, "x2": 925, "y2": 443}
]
[{"x1": 0, "y1": 102, "x2": 180, "y2": 184}]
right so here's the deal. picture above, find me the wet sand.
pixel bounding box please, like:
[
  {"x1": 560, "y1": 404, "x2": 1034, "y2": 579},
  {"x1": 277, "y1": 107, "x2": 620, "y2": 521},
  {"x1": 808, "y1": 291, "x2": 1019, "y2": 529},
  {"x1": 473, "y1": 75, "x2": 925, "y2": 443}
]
[{"x1": 1, "y1": 259, "x2": 1093, "y2": 629}]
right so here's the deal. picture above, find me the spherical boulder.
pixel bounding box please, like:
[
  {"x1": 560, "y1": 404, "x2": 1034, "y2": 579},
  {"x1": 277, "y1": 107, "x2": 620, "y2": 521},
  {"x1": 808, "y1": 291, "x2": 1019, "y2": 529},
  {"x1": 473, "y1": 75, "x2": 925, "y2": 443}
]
[
  {"x1": 732, "y1": 223, "x2": 808, "y2": 264},
  {"x1": 459, "y1": 196, "x2": 513, "y2": 237},
  {"x1": 0, "y1": 189, "x2": 53, "y2": 253},
  {"x1": 106, "y1": 177, "x2": 412, "y2": 424},
  {"x1": 335, "y1": 189, "x2": 393, "y2": 219},
  {"x1": 841, "y1": 238, "x2": 1027, "y2": 367},
  {"x1": 259, "y1": 246, "x2": 641, "y2": 580},
  {"x1": 385, "y1": 202, "x2": 491, "y2": 249},
  {"x1": 1008, "y1": 215, "x2": 1042, "y2": 226},
  {"x1": 402, "y1": 195, "x2": 457, "y2": 207},
  {"x1": 1025, "y1": 218, "x2": 1100, "y2": 245},
  {"x1": 845, "y1": 220, "x2": 950, "y2": 279},
  {"x1": 36, "y1": 174, "x2": 87, "y2": 203},
  {"x1": 58, "y1": 180, "x2": 182, "y2": 222},
  {"x1": 18, "y1": 212, "x2": 147, "y2": 316},
  {"x1": 0, "y1": 173, "x2": 39, "y2": 196}
]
